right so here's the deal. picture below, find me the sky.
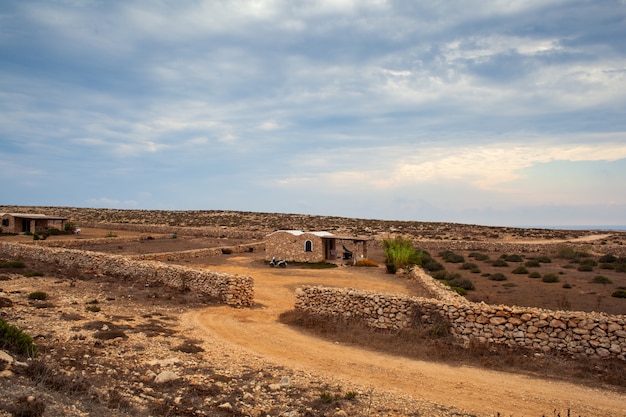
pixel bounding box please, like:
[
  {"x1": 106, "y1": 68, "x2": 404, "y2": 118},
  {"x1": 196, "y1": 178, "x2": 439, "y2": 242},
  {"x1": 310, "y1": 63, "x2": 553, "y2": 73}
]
[{"x1": 1, "y1": 0, "x2": 626, "y2": 227}]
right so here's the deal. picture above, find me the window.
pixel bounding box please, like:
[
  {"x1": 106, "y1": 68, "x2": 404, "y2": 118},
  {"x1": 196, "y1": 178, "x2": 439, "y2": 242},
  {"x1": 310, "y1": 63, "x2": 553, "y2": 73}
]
[
  {"x1": 304, "y1": 240, "x2": 313, "y2": 252},
  {"x1": 1, "y1": 218, "x2": 9, "y2": 227}
]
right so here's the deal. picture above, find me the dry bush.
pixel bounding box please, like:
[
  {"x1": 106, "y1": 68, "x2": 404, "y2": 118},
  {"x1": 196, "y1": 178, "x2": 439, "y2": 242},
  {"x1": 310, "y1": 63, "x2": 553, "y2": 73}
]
[
  {"x1": 6, "y1": 395, "x2": 46, "y2": 417},
  {"x1": 24, "y1": 359, "x2": 92, "y2": 395}
]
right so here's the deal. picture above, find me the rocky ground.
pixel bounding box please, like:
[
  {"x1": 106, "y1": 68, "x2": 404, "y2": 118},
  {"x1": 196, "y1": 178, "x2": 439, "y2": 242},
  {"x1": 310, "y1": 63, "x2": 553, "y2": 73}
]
[
  {"x1": 0, "y1": 255, "x2": 470, "y2": 417},
  {"x1": 1, "y1": 206, "x2": 626, "y2": 416}
]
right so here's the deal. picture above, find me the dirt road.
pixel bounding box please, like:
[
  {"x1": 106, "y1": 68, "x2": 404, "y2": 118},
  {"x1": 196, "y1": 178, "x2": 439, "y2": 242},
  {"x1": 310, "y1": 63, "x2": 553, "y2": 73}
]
[{"x1": 189, "y1": 256, "x2": 626, "y2": 416}]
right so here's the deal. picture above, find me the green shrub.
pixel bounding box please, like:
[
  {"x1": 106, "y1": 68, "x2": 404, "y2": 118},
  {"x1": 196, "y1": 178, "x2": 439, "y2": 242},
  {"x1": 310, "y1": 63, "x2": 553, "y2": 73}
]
[
  {"x1": 491, "y1": 259, "x2": 509, "y2": 267},
  {"x1": 28, "y1": 291, "x2": 48, "y2": 301},
  {"x1": 534, "y1": 256, "x2": 552, "y2": 263},
  {"x1": 556, "y1": 245, "x2": 584, "y2": 259},
  {"x1": 344, "y1": 391, "x2": 357, "y2": 400},
  {"x1": 488, "y1": 273, "x2": 507, "y2": 281},
  {"x1": 469, "y1": 252, "x2": 490, "y2": 261},
  {"x1": 439, "y1": 250, "x2": 465, "y2": 263},
  {"x1": 451, "y1": 287, "x2": 467, "y2": 296},
  {"x1": 319, "y1": 392, "x2": 334, "y2": 403},
  {"x1": 580, "y1": 258, "x2": 598, "y2": 267},
  {"x1": 432, "y1": 271, "x2": 461, "y2": 281},
  {"x1": 422, "y1": 257, "x2": 444, "y2": 272},
  {"x1": 525, "y1": 259, "x2": 541, "y2": 268},
  {"x1": 577, "y1": 264, "x2": 593, "y2": 272},
  {"x1": 0, "y1": 261, "x2": 26, "y2": 268},
  {"x1": 612, "y1": 290, "x2": 626, "y2": 298},
  {"x1": 511, "y1": 266, "x2": 528, "y2": 274},
  {"x1": 591, "y1": 275, "x2": 613, "y2": 284},
  {"x1": 503, "y1": 254, "x2": 524, "y2": 262},
  {"x1": 542, "y1": 274, "x2": 560, "y2": 283},
  {"x1": 447, "y1": 277, "x2": 475, "y2": 291},
  {"x1": 23, "y1": 271, "x2": 44, "y2": 277},
  {"x1": 460, "y1": 262, "x2": 478, "y2": 270},
  {"x1": 528, "y1": 271, "x2": 542, "y2": 279},
  {"x1": 562, "y1": 283, "x2": 572, "y2": 289},
  {"x1": 599, "y1": 254, "x2": 617, "y2": 263},
  {"x1": 503, "y1": 282, "x2": 517, "y2": 288},
  {"x1": 382, "y1": 237, "x2": 421, "y2": 272},
  {"x1": 0, "y1": 318, "x2": 38, "y2": 357}
]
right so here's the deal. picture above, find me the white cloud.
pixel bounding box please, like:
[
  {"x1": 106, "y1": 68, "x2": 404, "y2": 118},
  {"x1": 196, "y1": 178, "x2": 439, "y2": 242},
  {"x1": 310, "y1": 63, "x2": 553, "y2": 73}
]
[
  {"x1": 86, "y1": 197, "x2": 139, "y2": 207},
  {"x1": 258, "y1": 120, "x2": 282, "y2": 130},
  {"x1": 381, "y1": 140, "x2": 626, "y2": 190},
  {"x1": 272, "y1": 138, "x2": 626, "y2": 196}
]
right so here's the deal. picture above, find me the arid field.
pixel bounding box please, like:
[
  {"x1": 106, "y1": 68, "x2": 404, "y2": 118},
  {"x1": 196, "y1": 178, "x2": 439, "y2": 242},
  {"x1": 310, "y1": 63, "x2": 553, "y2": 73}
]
[{"x1": 1, "y1": 206, "x2": 625, "y2": 416}]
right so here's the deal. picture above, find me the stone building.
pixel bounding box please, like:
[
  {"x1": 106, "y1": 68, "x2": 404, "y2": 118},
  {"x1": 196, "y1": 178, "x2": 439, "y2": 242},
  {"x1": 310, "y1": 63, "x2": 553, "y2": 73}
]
[
  {"x1": 0, "y1": 213, "x2": 68, "y2": 234},
  {"x1": 265, "y1": 230, "x2": 368, "y2": 263}
]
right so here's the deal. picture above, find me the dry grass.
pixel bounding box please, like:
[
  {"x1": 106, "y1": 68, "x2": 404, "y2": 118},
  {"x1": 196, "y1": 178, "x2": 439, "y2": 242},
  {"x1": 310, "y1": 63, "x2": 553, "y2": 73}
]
[{"x1": 279, "y1": 310, "x2": 626, "y2": 390}]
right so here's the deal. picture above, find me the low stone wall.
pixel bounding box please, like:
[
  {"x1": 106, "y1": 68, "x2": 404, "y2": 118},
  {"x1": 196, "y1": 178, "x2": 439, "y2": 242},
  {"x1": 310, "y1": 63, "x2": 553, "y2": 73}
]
[
  {"x1": 0, "y1": 242, "x2": 254, "y2": 306},
  {"x1": 78, "y1": 222, "x2": 266, "y2": 240},
  {"x1": 130, "y1": 242, "x2": 265, "y2": 262},
  {"x1": 295, "y1": 269, "x2": 626, "y2": 360},
  {"x1": 31, "y1": 236, "x2": 154, "y2": 249},
  {"x1": 409, "y1": 239, "x2": 626, "y2": 257}
]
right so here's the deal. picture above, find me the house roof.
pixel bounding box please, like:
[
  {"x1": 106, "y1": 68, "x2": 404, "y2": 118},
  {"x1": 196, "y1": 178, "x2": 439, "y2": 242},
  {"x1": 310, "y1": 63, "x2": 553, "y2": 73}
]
[
  {"x1": 267, "y1": 230, "x2": 368, "y2": 241},
  {"x1": 1, "y1": 213, "x2": 68, "y2": 220},
  {"x1": 267, "y1": 230, "x2": 335, "y2": 237}
]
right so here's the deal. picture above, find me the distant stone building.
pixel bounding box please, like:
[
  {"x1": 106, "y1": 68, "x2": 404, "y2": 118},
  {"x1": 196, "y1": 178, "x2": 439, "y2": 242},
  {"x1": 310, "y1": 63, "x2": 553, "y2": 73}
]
[
  {"x1": 0, "y1": 213, "x2": 68, "y2": 234},
  {"x1": 265, "y1": 230, "x2": 368, "y2": 263}
]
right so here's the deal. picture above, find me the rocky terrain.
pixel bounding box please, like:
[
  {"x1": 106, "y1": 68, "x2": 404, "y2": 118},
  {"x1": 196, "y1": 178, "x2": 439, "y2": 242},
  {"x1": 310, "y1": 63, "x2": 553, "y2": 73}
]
[{"x1": 1, "y1": 206, "x2": 626, "y2": 416}]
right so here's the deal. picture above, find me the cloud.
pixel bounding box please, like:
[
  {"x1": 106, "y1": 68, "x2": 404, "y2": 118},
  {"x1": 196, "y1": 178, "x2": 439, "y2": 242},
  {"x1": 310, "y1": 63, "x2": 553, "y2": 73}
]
[
  {"x1": 272, "y1": 138, "x2": 626, "y2": 197},
  {"x1": 86, "y1": 197, "x2": 139, "y2": 208},
  {"x1": 1, "y1": 0, "x2": 625, "y2": 225}
]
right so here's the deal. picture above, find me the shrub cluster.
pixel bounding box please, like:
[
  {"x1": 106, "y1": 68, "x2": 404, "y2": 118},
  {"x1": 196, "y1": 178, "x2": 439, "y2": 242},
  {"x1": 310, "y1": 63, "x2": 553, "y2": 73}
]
[
  {"x1": 542, "y1": 273, "x2": 560, "y2": 283},
  {"x1": 28, "y1": 291, "x2": 48, "y2": 300},
  {"x1": 0, "y1": 318, "x2": 38, "y2": 357},
  {"x1": 0, "y1": 261, "x2": 26, "y2": 268},
  {"x1": 598, "y1": 253, "x2": 626, "y2": 272},
  {"x1": 469, "y1": 252, "x2": 490, "y2": 262},
  {"x1": 591, "y1": 275, "x2": 613, "y2": 285},
  {"x1": 502, "y1": 254, "x2": 524, "y2": 262},
  {"x1": 487, "y1": 273, "x2": 507, "y2": 281},
  {"x1": 382, "y1": 237, "x2": 422, "y2": 272},
  {"x1": 439, "y1": 250, "x2": 465, "y2": 263}
]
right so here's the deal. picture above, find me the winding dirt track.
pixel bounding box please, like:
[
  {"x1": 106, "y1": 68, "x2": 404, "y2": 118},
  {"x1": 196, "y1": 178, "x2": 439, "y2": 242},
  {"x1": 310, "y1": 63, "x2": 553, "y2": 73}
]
[{"x1": 192, "y1": 256, "x2": 626, "y2": 416}]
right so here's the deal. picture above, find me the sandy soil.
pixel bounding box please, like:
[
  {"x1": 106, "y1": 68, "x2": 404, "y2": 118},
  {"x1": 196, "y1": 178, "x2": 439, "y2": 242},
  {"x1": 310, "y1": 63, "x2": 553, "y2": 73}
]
[{"x1": 191, "y1": 255, "x2": 626, "y2": 417}]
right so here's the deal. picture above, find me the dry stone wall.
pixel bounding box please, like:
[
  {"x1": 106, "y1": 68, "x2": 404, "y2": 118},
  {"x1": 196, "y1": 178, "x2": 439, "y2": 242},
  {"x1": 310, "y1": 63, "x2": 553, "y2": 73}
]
[
  {"x1": 130, "y1": 242, "x2": 265, "y2": 262},
  {"x1": 407, "y1": 239, "x2": 626, "y2": 257},
  {"x1": 0, "y1": 242, "x2": 254, "y2": 306},
  {"x1": 295, "y1": 268, "x2": 626, "y2": 360},
  {"x1": 77, "y1": 222, "x2": 266, "y2": 240}
]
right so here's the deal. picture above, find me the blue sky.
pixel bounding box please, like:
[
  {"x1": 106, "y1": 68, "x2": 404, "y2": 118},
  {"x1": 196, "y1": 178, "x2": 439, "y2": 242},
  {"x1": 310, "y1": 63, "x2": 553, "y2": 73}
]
[{"x1": 1, "y1": 0, "x2": 626, "y2": 227}]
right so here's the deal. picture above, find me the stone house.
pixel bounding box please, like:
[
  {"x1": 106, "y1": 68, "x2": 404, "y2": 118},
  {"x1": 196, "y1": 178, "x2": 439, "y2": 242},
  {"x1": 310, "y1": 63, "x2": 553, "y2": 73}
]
[
  {"x1": 0, "y1": 213, "x2": 68, "y2": 234},
  {"x1": 265, "y1": 230, "x2": 368, "y2": 263}
]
